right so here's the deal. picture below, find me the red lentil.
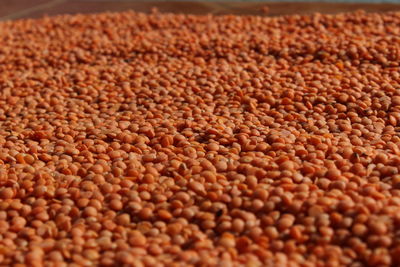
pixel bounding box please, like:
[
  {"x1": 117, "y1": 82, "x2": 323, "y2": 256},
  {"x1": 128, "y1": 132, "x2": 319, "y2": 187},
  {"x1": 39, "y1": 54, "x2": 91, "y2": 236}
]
[{"x1": 0, "y1": 9, "x2": 400, "y2": 266}]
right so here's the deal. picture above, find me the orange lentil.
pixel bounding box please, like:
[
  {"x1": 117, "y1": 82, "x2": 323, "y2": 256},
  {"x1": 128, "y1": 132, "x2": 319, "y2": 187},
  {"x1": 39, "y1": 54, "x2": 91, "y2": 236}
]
[
  {"x1": 0, "y1": 188, "x2": 14, "y2": 199},
  {"x1": 109, "y1": 199, "x2": 123, "y2": 211},
  {"x1": 0, "y1": 10, "x2": 399, "y2": 267},
  {"x1": 157, "y1": 209, "x2": 172, "y2": 221}
]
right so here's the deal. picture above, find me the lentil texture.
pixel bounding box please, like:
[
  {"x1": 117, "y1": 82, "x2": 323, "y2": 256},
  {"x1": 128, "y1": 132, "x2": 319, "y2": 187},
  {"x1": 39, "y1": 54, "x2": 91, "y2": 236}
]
[{"x1": 1, "y1": 10, "x2": 400, "y2": 267}]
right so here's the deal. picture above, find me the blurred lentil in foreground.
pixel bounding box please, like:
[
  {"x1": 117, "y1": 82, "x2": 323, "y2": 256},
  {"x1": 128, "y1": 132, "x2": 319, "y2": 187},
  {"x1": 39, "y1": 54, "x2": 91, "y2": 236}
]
[{"x1": 0, "y1": 10, "x2": 400, "y2": 267}]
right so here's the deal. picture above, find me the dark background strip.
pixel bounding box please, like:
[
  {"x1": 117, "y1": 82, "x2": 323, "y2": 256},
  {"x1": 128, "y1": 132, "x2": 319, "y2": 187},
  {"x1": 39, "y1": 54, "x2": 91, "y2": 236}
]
[{"x1": 1, "y1": 0, "x2": 400, "y2": 21}]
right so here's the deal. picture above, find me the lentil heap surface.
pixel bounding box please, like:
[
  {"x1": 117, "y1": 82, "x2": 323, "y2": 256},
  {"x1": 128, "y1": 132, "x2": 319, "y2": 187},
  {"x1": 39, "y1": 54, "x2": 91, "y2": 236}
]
[{"x1": 1, "y1": 10, "x2": 400, "y2": 267}]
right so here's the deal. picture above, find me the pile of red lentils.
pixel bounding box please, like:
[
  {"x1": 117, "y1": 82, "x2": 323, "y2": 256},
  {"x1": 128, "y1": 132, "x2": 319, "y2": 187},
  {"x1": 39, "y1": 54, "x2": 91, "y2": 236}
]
[{"x1": 1, "y1": 10, "x2": 400, "y2": 266}]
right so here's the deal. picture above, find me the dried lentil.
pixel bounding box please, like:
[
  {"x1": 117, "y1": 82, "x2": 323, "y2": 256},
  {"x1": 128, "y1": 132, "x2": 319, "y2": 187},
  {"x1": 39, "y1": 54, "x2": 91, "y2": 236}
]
[{"x1": 0, "y1": 10, "x2": 399, "y2": 267}]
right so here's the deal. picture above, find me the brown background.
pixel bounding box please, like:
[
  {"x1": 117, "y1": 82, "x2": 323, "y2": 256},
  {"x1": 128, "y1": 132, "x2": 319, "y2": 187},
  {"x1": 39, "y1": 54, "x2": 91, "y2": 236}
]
[{"x1": 1, "y1": 0, "x2": 400, "y2": 21}]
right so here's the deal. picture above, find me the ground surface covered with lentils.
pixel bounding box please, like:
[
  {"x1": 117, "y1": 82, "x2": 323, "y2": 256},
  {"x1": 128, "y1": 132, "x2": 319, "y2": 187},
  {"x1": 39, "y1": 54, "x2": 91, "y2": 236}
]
[{"x1": 1, "y1": 10, "x2": 400, "y2": 267}]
